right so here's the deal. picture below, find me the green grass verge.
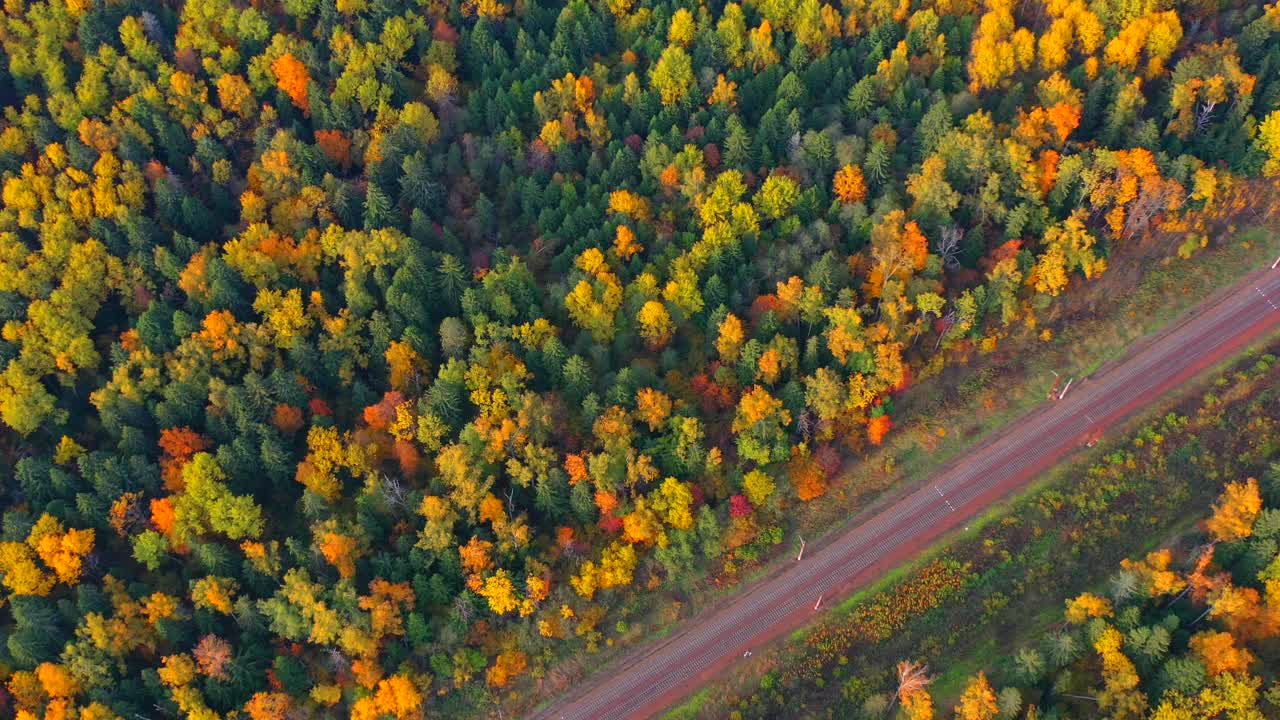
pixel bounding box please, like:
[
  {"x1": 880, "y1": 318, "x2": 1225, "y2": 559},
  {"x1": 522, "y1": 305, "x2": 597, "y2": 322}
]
[{"x1": 662, "y1": 689, "x2": 710, "y2": 720}]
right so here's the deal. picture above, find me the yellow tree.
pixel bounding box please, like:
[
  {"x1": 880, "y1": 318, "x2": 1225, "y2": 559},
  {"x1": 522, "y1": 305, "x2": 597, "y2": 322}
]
[
  {"x1": 635, "y1": 388, "x2": 673, "y2": 431},
  {"x1": 668, "y1": 8, "x2": 696, "y2": 46},
  {"x1": 613, "y1": 224, "x2": 643, "y2": 259},
  {"x1": 1032, "y1": 212, "x2": 1104, "y2": 296},
  {"x1": 487, "y1": 650, "x2": 529, "y2": 687},
  {"x1": 656, "y1": 477, "x2": 695, "y2": 530},
  {"x1": 1189, "y1": 630, "x2": 1255, "y2": 676},
  {"x1": 435, "y1": 443, "x2": 494, "y2": 522},
  {"x1": 708, "y1": 74, "x2": 738, "y2": 107},
  {"x1": 608, "y1": 190, "x2": 651, "y2": 220},
  {"x1": 478, "y1": 569, "x2": 520, "y2": 615},
  {"x1": 794, "y1": 0, "x2": 842, "y2": 55},
  {"x1": 1257, "y1": 110, "x2": 1280, "y2": 176},
  {"x1": 1120, "y1": 549, "x2": 1186, "y2": 597},
  {"x1": 967, "y1": 0, "x2": 1036, "y2": 92},
  {"x1": 746, "y1": 21, "x2": 781, "y2": 71},
  {"x1": 650, "y1": 46, "x2": 695, "y2": 105},
  {"x1": 1095, "y1": 626, "x2": 1147, "y2": 717},
  {"x1": 833, "y1": 164, "x2": 867, "y2": 203},
  {"x1": 717, "y1": 4, "x2": 748, "y2": 67},
  {"x1": 417, "y1": 492, "x2": 459, "y2": 547},
  {"x1": 906, "y1": 155, "x2": 960, "y2": 221},
  {"x1": 638, "y1": 300, "x2": 674, "y2": 348},
  {"x1": 1103, "y1": 12, "x2": 1182, "y2": 78},
  {"x1": 1149, "y1": 672, "x2": 1264, "y2": 719},
  {"x1": 597, "y1": 541, "x2": 638, "y2": 589},
  {"x1": 565, "y1": 248, "x2": 624, "y2": 342},
  {"x1": 955, "y1": 672, "x2": 999, "y2": 720},
  {"x1": 1205, "y1": 477, "x2": 1262, "y2": 542},
  {"x1": 570, "y1": 560, "x2": 600, "y2": 600},
  {"x1": 754, "y1": 175, "x2": 800, "y2": 220},
  {"x1": 1065, "y1": 592, "x2": 1114, "y2": 623},
  {"x1": 742, "y1": 469, "x2": 776, "y2": 506},
  {"x1": 869, "y1": 210, "x2": 930, "y2": 291},
  {"x1": 385, "y1": 340, "x2": 426, "y2": 392},
  {"x1": 27, "y1": 514, "x2": 95, "y2": 585},
  {"x1": 271, "y1": 53, "x2": 311, "y2": 112},
  {"x1": 0, "y1": 540, "x2": 54, "y2": 595},
  {"x1": 1036, "y1": 0, "x2": 1103, "y2": 71},
  {"x1": 717, "y1": 313, "x2": 745, "y2": 361}
]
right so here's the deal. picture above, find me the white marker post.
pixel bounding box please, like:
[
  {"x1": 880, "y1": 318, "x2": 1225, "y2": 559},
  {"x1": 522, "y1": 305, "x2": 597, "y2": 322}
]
[
  {"x1": 814, "y1": 595, "x2": 823, "y2": 611},
  {"x1": 797, "y1": 537, "x2": 806, "y2": 562},
  {"x1": 1058, "y1": 378, "x2": 1074, "y2": 400},
  {"x1": 1272, "y1": 254, "x2": 1280, "y2": 269}
]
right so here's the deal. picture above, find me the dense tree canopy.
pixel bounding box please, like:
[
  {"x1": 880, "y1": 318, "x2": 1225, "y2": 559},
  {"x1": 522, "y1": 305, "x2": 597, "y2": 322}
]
[{"x1": 0, "y1": 0, "x2": 1278, "y2": 717}]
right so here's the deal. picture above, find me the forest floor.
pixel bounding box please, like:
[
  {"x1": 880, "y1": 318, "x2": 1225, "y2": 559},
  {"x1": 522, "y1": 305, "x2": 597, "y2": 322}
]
[{"x1": 519, "y1": 207, "x2": 1280, "y2": 718}]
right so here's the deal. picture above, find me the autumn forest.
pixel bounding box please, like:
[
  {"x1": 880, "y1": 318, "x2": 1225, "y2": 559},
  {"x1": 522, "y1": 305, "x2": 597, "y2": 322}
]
[{"x1": 0, "y1": 0, "x2": 1278, "y2": 718}]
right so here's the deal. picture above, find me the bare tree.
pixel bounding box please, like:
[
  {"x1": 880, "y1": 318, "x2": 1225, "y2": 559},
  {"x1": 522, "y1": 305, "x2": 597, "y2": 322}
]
[
  {"x1": 796, "y1": 408, "x2": 815, "y2": 442},
  {"x1": 1195, "y1": 101, "x2": 1218, "y2": 134},
  {"x1": 1124, "y1": 179, "x2": 1179, "y2": 240},
  {"x1": 1109, "y1": 568, "x2": 1139, "y2": 602},
  {"x1": 163, "y1": 168, "x2": 184, "y2": 192},
  {"x1": 82, "y1": 551, "x2": 104, "y2": 581},
  {"x1": 931, "y1": 222, "x2": 962, "y2": 267},
  {"x1": 141, "y1": 12, "x2": 167, "y2": 45},
  {"x1": 453, "y1": 593, "x2": 476, "y2": 625},
  {"x1": 934, "y1": 225, "x2": 963, "y2": 270},
  {"x1": 896, "y1": 659, "x2": 932, "y2": 695},
  {"x1": 324, "y1": 647, "x2": 350, "y2": 672},
  {"x1": 889, "y1": 659, "x2": 932, "y2": 711},
  {"x1": 380, "y1": 474, "x2": 408, "y2": 511}
]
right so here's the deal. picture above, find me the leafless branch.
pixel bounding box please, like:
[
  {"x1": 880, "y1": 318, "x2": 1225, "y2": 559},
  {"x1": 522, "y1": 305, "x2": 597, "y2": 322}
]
[
  {"x1": 380, "y1": 474, "x2": 408, "y2": 510},
  {"x1": 934, "y1": 225, "x2": 963, "y2": 270},
  {"x1": 1195, "y1": 101, "x2": 1217, "y2": 134}
]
